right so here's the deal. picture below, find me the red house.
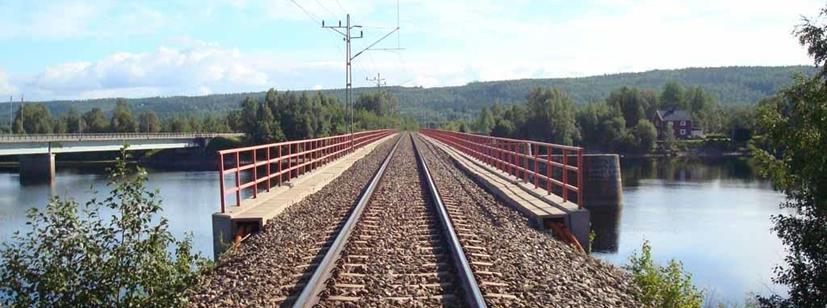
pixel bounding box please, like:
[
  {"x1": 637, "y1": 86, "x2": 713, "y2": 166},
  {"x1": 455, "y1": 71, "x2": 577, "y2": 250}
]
[{"x1": 654, "y1": 108, "x2": 693, "y2": 139}]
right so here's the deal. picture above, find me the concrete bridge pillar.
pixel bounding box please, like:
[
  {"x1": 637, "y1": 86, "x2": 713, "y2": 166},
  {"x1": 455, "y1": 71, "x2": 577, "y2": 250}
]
[
  {"x1": 582, "y1": 154, "x2": 622, "y2": 208},
  {"x1": 19, "y1": 153, "x2": 55, "y2": 184}
]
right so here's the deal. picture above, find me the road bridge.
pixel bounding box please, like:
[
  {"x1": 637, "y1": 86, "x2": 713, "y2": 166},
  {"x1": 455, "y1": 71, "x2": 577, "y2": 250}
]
[{"x1": 0, "y1": 133, "x2": 243, "y2": 182}]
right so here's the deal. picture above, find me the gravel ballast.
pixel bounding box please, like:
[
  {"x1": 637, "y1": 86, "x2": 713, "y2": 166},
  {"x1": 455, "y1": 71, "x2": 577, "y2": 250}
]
[
  {"x1": 317, "y1": 133, "x2": 461, "y2": 306},
  {"x1": 187, "y1": 136, "x2": 399, "y2": 307},
  {"x1": 415, "y1": 134, "x2": 640, "y2": 307}
]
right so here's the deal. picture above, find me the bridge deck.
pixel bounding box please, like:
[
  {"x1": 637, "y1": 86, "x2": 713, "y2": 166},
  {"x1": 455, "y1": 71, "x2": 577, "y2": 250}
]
[
  {"x1": 213, "y1": 133, "x2": 398, "y2": 230},
  {"x1": 419, "y1": 134, "x2": 588, "y2": 246}
]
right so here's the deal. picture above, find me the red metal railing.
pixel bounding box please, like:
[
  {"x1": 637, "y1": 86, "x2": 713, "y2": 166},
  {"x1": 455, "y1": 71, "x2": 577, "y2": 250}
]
[
  {"x1": 218, "y1": 129, "x2": 395, "y2": 212},
  {"x1": 420, "y1": 129, "x2": 584, "y2": 208}
]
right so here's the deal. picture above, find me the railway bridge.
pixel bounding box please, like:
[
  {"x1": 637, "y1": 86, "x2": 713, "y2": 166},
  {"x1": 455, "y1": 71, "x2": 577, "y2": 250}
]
[{"x1": 198, "y1": 129, "x2": 629, "y2": 307}]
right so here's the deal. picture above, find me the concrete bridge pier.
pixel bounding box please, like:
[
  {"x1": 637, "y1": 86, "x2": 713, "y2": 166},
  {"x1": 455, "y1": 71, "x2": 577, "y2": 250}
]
[
  {"x1": 582, "y1": 154, "x2": 623, "y2": 208},
  {"x1": 19, "y1": 153, "x2": 55, "y2": 184}
]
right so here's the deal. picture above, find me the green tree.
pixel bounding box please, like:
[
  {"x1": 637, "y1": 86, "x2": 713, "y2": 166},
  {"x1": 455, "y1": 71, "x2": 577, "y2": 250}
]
[
  {"x1": 685, "y1": 86, "x2": 725, "y2": 133},
  {"x1": 607, "y1": 87, "x2": 655, "y2": 127},
  {"x1": 631, "y1": 120, "x2": 657, "y2": 153},
  {"x1": 138, "y1": 111, "x2": 161, "y2": 133},
  {"x1": 660, "y1": 81, "x2": 687, "y2": 110},
  {"x1": 752, "y1": 9, "x2": 827, "y2": 305},
  {"x1": 239, "y1": 97, "x2": 259, "y2": 135},
  {"x1": 576, "y1": 101, "x2": 630, "y2": 151},
  {"x1": 354, "y1": 90, "x2": 399, "y2": 117},
  {"x1": 166, "y1": 116, "x2": 192, "y2": 133},
  {"x1": 188, "y1": 116, "x2": 203, "y2": 133},
  {"x1": 501, "y1": 105, "x2": 527, "y2": 138},
  {"x1": 82, "y1": 108, "x2": 109, "y2": 133},
  {"x1": 12, "y1": 103, "x2": 53, "y2": 134},
  {"x1": 225, "y1": 111, "x2": 243, "y2": 132},
  {"x1": 252, "y1": 102, "x2": 285, "y2": 143},
  {"x1": 202, "y1": 115, "x2": 230, "y2": 133},
  {"x1": 524, "y1": 88, "x2": 580, "y2": 145},
  {"x1": 474, "y1": 107, "x2": 495, "y2": 134},
  {"x1": 490, "y1": 102, "x2": 504, "y2": 119},
  {"x1": 110, "y1": 100, "x2": 137, "y2": 133},
  {"x1": 0, "y1": 149, "x2": 209, "y2": 307},
  {"x1": 64, "y1": 107, "x2": 84, "y2": 133},
  {"x1": 726, "y1": 105, "x2": 757, "y2": 143},
  {"x1": 491, "y1": 118, "x2": 516, "y2": 137},
  {"x1": 600, "y1": 116, "x2": 627, "y2": 151},
  {"x1": 52, "y1": 117, "x2": 68, "y2": 134},
  {"x1": 625, "y1": 241, "x2": 703, "y2": 308}
]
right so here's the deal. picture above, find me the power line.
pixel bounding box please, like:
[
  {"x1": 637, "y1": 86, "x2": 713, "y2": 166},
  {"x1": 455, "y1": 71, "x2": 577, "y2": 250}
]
[
  {"x1": 334, "y1": 0, "x2": 346, "y2": 13},
  {"x1": 289, "y1": 0, "x2": 322, "y2": 23},
  {"x1": 313, "y1": 0, "x2": 336, "y2": 18}
]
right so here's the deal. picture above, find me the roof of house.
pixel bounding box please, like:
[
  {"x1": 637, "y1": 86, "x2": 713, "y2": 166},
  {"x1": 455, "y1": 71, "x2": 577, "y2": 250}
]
[{"x1": 656, "y1": 108, "x2": 692, "y2": 121}]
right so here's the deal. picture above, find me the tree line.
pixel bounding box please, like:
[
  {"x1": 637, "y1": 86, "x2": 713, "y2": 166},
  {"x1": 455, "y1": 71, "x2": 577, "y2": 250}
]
[
  {"x1": 8, "y1": 88, "x2": 417, "y2": 140},
  {"x1": 454, "y1": 81, "x2": 745, "y2": 154},
  {"x1": 11, "y1": 99, "x2": 231, "y2": 134},
  {"x1": 227, "y1": 88, "x2": 415, "y2": 144},
  {"x1": 0, "y1": 66, "x2": 812, "y2": 131}
]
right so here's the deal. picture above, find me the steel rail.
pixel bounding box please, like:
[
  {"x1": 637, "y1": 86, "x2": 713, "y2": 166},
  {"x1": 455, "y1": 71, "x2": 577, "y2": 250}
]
[
  {"x1": 291, "y1": 135, "x2": 402, "y2": 308},
  {"x1": 412, "y1": 133, "x2": 487, "y2": 308}
]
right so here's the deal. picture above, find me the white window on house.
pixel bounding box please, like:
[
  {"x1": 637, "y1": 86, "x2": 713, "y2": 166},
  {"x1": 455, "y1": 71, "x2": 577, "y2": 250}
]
[
  {"x1": 680, "y1": 120, "x2": 686, "y2": 126},
  {"x1": 680, "y1": 129, "x2": 686, "y2": 135}
]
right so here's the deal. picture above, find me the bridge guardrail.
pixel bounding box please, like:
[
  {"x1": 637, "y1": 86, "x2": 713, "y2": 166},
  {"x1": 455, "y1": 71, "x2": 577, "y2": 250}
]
[
  {"x1": 217, "y1": 129, "x2": 396, "y2": 213},
  {"x1": 420, "y1": 129, "x2": 584, "y2": 208},
  {"x1": 0, "y1": 133, "x2": 244, "y2": 143}
]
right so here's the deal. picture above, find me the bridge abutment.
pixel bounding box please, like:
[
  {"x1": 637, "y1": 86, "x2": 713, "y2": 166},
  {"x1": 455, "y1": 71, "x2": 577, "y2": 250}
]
[{"x1": 19, "y1": 153, "x2": 55, "y2": 184}]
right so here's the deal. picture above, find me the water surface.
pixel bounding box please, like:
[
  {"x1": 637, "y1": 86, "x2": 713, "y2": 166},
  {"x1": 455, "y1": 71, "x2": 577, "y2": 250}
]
[
  {"x1": 0, "y1": 167, "x2": 220, "y2": 260},
  {"x1": 591, "y1": 157, "x2": 788, "y2": 304}
]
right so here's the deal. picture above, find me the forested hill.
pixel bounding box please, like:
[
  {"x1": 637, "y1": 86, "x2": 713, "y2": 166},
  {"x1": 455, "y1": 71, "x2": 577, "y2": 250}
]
[{"x1": 5, "y1": 65, "x2": 814, "y2": 124}]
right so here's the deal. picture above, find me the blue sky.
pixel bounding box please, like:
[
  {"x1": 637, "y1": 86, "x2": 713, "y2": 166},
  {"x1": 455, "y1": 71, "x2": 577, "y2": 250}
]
[{"x1": 0, "y1": 0, "x2": 822, "y2": 100}]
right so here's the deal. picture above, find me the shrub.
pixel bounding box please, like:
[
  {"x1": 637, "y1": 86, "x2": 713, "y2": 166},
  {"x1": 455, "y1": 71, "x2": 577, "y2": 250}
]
[
  {"x1": 625, "y1": 241, "x2": 704, "y2": 308},
  {"x1": 0, "y1": 148, "x2": 210, "y2": 307}
]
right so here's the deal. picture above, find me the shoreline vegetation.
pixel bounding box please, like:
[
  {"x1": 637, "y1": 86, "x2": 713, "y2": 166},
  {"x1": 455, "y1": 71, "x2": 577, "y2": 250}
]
[{"x1": 441, "y1": 81, "x2": 761, "y2": 160}]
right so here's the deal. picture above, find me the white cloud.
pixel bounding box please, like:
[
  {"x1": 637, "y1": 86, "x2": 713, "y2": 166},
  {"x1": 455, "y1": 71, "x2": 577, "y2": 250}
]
[
  {"x1": 0, "y1": 1, "x2": 166, "y2": 39},
  {"x1": 26, "y1": 41, "x2": 272, "y2": 99}
]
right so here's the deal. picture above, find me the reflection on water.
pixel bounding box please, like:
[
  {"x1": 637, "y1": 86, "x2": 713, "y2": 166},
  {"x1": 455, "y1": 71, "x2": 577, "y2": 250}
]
[
  {"x1": 0, "y1": 167, "x2": 220, "y2": 259},
  {"x1": 621, "y1": 156, "x2": 765, "y2": 187},
  {"x1": 590, "y1": 156, "x2": 787, "y2": 304}
]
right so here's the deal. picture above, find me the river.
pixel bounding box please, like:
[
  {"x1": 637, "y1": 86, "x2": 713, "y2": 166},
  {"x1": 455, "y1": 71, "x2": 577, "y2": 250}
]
[
  {"x1": 592, "y1": 157, "x2": 787, "y2": 305},
  {"x1": 0, "y1": 156, "x2": 787, "y2": 304}
]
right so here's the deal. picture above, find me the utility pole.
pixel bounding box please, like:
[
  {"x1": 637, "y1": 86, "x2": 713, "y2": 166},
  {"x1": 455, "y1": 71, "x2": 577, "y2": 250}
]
[
  {"x1": 322, "y1": 13, "x2": 400, "y2": 148},
  {"x1": 366, "y1": 73, "x2": 386, "y2": 89},
  {"x1": 8, "y1": 96, "x2": 11, "y2": 134},
  {"x1": 322, "y1": 15, "x2": 362, "y2": 148}
]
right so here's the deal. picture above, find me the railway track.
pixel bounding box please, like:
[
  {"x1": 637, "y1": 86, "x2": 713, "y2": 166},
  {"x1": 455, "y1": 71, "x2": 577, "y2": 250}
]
[
  {"x1": 191, "y1": 131, "x2": 641, "y2": 307},
  {"x1": 283, "y1": 133, "x2": 491, "y2": 307}
]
